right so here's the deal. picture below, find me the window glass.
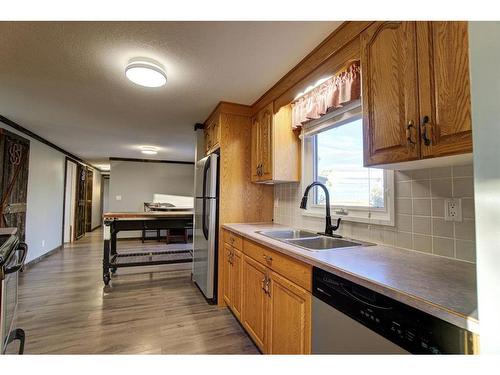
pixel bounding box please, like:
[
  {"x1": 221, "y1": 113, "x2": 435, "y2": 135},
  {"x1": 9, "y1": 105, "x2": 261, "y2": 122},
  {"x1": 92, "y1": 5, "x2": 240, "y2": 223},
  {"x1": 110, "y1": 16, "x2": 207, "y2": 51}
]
[{"x1": 314, "y1": 117, "x2": 384, "y2": 208}]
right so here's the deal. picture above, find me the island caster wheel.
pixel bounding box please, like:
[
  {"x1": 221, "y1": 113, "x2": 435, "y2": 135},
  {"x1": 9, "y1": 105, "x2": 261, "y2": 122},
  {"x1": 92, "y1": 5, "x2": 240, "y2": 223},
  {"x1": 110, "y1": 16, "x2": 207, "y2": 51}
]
[{"x1": 103, "y1": 274, "x2": 111, "y2": 286}]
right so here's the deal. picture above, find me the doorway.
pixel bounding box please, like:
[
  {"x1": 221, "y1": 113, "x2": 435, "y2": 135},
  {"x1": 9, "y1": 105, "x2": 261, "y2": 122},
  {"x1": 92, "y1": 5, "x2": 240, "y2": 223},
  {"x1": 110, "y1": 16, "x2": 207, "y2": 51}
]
[{"x1": 63, "y1": 159, "x2": 96, "y2": 243}]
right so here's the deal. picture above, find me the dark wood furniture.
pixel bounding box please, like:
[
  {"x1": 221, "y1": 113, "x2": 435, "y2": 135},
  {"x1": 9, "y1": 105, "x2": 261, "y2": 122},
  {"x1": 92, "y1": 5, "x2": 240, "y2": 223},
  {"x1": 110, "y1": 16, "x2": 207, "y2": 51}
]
[
  {"x1": 102, "y1": 211, "x2": 194, "y2": 286},
  {"x1": 0, "y1": 129, "x2": 30, "y2": 242}
]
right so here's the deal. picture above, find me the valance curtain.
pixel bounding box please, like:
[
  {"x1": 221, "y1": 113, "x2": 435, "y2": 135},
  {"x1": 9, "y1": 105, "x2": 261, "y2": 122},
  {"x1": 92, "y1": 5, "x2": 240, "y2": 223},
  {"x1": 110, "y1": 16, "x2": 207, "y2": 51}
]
[{"x1": 291, "y1": 60, "x2": 361, "y2": 130}]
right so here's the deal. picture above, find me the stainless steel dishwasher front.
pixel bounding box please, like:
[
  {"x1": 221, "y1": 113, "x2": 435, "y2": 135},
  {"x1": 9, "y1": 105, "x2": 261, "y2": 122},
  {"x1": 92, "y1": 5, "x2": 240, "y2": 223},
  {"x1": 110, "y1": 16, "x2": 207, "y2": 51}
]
[{"x1": 312, "y1": 296, "x2": 408, "y2": 354}]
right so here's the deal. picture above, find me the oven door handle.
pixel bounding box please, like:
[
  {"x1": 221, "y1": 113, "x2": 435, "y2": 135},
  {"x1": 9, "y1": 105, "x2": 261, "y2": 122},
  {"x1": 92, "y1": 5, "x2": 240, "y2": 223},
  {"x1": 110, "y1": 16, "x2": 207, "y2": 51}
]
[{"x1": 5, "y1": 243, "x2": 28, "y2": 275}]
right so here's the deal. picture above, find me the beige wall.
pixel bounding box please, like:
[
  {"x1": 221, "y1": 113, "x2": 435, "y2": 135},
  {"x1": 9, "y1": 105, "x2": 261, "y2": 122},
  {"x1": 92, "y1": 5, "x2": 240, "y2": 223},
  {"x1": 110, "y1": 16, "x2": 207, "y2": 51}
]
[
  {"x1": 108, "y1": 160, "x2": 194, "y2": 237},
  {"x1": 274, "y1": 163, "x2": 475, "y2": 263}
]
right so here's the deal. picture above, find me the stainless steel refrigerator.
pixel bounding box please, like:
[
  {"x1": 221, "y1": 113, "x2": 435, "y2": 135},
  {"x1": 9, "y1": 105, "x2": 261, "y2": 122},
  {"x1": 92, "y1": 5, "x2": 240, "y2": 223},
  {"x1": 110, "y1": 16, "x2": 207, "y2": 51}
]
[{"x1": 192, "y1": 153, "x2": 219, "y2": 302}]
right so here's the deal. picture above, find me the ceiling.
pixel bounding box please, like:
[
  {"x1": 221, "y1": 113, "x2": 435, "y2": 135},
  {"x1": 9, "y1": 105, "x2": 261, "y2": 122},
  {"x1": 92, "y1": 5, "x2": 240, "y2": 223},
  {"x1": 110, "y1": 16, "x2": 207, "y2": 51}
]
[{"x1": 0, "y1": 21, "x2": 341, "y2": 165}]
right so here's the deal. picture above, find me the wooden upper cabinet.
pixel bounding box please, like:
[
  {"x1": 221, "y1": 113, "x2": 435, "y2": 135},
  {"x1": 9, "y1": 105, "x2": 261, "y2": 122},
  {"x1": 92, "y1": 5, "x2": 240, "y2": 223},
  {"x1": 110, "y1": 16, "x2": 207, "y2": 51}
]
[
  {"x1": 250, "y1": 115, "x2": 261, "y2": 182},
  {"x1": 266, "y1": 270, "x2": 311, "y2": 354},
  {"x1": 361, "y1": 21, "x2": 421, "y2": 166},
  {"x1": 204, "y1": 114, "x2": 221, "y2": 155},
  {"x1": 416, "y1": 21, "x2": 473, "y2": 158},
  {"x1": 251, "y1": 102, "x2": 300, "y2": 183},
  {"x1": 362, "y1": 21, "x2": 473, "y2": 166},
  {"x1": 259, "y1": 105, "x2": 273, "y2": 181}
]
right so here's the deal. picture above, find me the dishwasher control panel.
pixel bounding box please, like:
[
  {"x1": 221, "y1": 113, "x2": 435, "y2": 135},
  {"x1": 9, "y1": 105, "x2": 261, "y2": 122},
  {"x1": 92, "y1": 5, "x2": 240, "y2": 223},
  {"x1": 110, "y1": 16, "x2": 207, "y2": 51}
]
[{"x1": 312, "y1": 267, "x2": 475, "y2": 354}]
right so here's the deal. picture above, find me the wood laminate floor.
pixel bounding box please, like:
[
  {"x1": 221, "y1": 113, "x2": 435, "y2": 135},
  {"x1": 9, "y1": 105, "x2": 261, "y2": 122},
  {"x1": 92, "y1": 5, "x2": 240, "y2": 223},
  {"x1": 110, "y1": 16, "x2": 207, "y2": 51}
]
[{"x1": 8, "y1": 229, "x2": 258, "y2": 354}]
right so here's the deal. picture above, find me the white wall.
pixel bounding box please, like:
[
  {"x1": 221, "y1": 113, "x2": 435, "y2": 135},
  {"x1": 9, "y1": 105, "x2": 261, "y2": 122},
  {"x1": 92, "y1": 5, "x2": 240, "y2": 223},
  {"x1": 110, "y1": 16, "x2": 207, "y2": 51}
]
[
  {"x1": 91, "y1": 169, "x2": 102, "y2": 230},
  {"x1": 0, "y1": 124, "x2": 66, "y2": 263},
  {"x1": 109, "y1": 160, "x2": 194, "y2": 237},
  {"x1": 469, "y1": 21, "x2": 500, "y2": 354}
]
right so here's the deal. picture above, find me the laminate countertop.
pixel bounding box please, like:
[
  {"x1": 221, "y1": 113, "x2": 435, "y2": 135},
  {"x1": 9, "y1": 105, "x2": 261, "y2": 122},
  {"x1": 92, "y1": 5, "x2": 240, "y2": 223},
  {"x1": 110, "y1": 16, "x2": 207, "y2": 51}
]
[{"x1": 222, "y1": 222, "x2": 479, "y2": 334}]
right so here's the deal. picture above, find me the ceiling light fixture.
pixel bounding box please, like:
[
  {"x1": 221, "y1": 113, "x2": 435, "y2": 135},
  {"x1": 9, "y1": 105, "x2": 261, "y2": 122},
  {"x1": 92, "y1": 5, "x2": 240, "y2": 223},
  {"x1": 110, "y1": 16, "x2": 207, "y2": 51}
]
[
  {"x1": 125, "y1": 60, "x2": 167, "y2": 88},
  {"x1": 140, "y1": 146, "x2": 159, "y2": 155}
]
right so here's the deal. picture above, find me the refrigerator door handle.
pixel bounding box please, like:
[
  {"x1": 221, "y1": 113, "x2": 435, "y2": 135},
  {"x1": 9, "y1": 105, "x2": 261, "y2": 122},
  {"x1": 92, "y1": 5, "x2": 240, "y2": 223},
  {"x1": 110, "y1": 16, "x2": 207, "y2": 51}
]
[{"x1": 201, "y1": 158, "x2": 210, "y2": 240}]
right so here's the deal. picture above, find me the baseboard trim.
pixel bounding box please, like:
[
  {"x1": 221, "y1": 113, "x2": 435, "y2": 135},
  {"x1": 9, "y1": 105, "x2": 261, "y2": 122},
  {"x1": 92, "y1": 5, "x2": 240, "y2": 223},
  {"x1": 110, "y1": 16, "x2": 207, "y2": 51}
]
[
  {"x1": 23, "y1": 244, "x2": 63, "y2": 270},
  {"x1": 90, "y1": 224, "x2": 102, "y2": 232}
]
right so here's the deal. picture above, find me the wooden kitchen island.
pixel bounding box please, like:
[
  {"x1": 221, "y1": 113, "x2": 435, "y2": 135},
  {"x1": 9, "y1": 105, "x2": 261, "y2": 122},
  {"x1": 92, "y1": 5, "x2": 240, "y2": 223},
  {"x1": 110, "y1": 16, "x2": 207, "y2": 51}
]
[{"x1": 102, "y1": 211, "x2": 194, "y2": 285}]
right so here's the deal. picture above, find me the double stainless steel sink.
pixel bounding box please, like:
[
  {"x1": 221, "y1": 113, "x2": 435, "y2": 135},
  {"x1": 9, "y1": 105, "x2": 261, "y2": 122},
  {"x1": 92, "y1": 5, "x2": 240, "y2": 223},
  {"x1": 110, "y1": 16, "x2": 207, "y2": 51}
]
[{"x1": 257, "y1": 229, "x2": 374, "y2": 251}]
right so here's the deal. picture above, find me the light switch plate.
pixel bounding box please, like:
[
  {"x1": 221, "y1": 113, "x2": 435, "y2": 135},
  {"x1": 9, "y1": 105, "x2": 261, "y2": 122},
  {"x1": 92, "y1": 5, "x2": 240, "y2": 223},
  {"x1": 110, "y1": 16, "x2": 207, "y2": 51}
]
[
  {"x1": 115, "y1": 195, "x2": 122, "y2": 201},
  {"x1": 445, "y1": 198, "x2": 462, "y2": 222}
]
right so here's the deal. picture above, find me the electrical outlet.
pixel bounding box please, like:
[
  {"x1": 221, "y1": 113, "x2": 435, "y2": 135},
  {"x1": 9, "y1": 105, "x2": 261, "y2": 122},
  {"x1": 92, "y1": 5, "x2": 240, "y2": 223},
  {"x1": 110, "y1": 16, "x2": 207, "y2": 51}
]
[
  {"x1": 115, "y1": 195, "x2": 122, "y2": 201},
  {"x1": 445, "y1": 198, "x2": 462, "y2": 222},
  {"x1": 274, "y1": 197, "x2": 279, "y2": 209},
  {"x1": 41, "y1": 240, "x2": 45, "y2": 247}
]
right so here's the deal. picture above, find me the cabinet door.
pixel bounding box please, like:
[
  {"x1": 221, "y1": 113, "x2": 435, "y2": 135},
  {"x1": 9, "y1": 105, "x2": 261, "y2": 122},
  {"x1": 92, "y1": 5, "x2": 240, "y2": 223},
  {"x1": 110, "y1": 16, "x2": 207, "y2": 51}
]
[
  {"x1": 259, "y1": 103, "x2": 273, "y2": 180},
  {"x1": 361, "y1": 21, "x2": 421, "y2": 166},
  {"x1": 267, "y1": 271, "x2": 311, "y2": 354},
  {"x1": 222, "y1": 243, "x2": 232, "y2": 307},
  {"x1": 250, "y1": 116, "x2": 261, "y2": 182},
  {"x1": 416, "y1": 21, "x2": 473, "y2": 158},
  {"x1": 204, "y1": 125, "x2": 212, "y2": 154},
  {"x1": 230, "y1": 248, "x2": 243, "y2": 320},
  {"x1": 241, "y1": 255, "x2": 268, "y2": 351}
]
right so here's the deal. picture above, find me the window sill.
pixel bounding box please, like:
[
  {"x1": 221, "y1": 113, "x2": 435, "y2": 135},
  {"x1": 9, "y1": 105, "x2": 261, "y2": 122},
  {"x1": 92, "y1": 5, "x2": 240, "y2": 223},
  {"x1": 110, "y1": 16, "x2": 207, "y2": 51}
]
[{"x1": 301, "y1": 208, "x2": 395, "y2": 227}]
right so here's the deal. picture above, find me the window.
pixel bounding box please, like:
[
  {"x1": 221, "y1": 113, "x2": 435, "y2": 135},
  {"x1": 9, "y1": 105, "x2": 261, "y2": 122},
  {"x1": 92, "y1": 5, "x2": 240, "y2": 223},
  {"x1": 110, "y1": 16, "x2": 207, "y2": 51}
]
[{"x1": 302, "y1": 102, "x2": 394, "y2": 225}]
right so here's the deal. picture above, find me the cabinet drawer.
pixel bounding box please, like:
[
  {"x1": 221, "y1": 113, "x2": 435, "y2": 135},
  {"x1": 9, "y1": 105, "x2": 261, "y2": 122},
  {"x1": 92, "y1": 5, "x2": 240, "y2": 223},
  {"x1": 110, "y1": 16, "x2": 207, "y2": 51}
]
[
  {"x1": 223, "y1": 229, "x2": 243, "y2": 250},
  {"x1": 243, "y1": 239, "x2": 312, "y2": 291}
]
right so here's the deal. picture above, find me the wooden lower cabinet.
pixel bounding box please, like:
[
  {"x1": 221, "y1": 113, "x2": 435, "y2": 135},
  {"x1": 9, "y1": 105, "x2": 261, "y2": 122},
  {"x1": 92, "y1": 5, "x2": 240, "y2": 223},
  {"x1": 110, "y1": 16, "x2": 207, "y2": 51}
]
[
  {"x1": 266, "y1": 270, "x2": 311, "y2": 354},
  {"x1": 231, "y1": 248, "x2": 243, "y2": 319},
  {"x1": 223, "y1": 242, "x2": 243, "y2": 320},
  {"x1": 222, "y1": 243, "x2": 232, "y2": 306},
  {"x1": 239, "y1": 246, "x2": 312, "y2": 354},
  {"x1": 241, "y1": 255, "x2": 268, "y2": 351}
]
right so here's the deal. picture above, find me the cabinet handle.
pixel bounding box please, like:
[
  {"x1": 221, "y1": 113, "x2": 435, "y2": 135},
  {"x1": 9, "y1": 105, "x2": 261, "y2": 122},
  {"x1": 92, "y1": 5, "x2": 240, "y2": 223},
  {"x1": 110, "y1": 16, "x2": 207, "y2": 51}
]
[
  {"x1": 266, "y1": 276, "x2": 271, "y2": 298},
  {"x1": 421, "y1": 116, "x2": 432, "y2": 146},
  {"x1": 406, "y1": 120, "x2": 416, "y2": 146},
  {"x1": 261, "y1": 277, "x2": 268, "y2": 294},
  {"x1": 262, "y1": 254, "x2": 272, "y2": 263}
]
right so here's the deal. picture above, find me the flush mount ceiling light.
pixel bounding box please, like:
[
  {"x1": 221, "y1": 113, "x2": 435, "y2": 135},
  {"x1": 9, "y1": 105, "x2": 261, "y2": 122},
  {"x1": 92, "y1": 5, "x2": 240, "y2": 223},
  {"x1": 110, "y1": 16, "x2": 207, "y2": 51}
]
[
  {"x1": 140, "y1": 146, "x2": 159, "y2": 155},
  {"x1": 125, "y1": 60, "x2": 167, "y2": 88}
]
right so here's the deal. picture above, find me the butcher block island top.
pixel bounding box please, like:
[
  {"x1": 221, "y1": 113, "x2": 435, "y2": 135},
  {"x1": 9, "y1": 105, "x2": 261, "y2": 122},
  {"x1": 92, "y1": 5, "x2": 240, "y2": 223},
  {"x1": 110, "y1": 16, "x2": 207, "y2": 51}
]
[
  {"x1": 223, "y1": 222, "x2": 479, "y2": 334},
  {"x1": 103, "y1": 211, "x2": 193, "y2": 219}
]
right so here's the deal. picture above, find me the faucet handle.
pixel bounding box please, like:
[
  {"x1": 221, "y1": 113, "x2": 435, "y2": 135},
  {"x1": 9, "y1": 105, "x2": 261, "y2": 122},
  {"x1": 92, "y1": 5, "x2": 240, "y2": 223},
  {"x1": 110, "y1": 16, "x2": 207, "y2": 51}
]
[{"x1": 332, "y1": 217, "x2": 342, "y2": 231}]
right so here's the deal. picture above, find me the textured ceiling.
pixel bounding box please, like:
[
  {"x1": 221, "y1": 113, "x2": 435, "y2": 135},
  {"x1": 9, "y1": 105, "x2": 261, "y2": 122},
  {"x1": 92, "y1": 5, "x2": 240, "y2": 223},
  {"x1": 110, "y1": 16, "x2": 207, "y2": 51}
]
[{"x1": 0, "y1": 21, "x2": 341, "y2": 163}]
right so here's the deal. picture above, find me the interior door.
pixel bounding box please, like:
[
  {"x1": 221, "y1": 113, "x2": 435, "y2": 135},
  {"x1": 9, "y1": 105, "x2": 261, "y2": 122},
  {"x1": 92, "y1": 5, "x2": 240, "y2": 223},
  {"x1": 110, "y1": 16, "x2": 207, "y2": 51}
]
[
  {"x1": 416, "y1": 21, "x2": 473, "y2": 158},
  {"x1": 85, "y1": 168, "x2": 93, "y2": 232},
  {"x1": 74, "y1": 164, "x2": 87, "y2": 240},
  {"x1": 0, "y1": 129, "x2": 30, "y2": 242},
  {"x1": 361, "y1": 21, "x2": 421, "y2": 166}
]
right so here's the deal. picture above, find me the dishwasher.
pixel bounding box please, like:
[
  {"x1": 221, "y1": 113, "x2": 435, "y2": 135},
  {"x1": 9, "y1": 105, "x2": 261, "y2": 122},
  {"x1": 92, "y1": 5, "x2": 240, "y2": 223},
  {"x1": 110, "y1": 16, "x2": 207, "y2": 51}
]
[{"x1": 312, "y1": 267, "x2": 475, "y2": 354}]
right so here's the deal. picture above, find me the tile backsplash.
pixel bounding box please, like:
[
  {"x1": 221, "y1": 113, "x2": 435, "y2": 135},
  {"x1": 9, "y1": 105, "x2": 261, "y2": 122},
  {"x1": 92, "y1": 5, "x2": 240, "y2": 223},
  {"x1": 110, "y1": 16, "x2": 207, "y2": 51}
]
[{"x1": 274, "y1": 164, "x2": 476, "y2": 263}]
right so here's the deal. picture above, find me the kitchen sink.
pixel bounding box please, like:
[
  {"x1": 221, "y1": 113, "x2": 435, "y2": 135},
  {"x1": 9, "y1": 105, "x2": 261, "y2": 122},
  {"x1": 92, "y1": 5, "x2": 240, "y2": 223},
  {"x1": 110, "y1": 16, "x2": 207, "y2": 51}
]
[
  {"x1": 286, "y1": 236, "x2": 365, "y2": 250},
  {"x1": 257, "y1": 229, "x2": 374, "y2": 251},
  {"x1": 257, "y1": 229, "x2": 319, "y2": 240}
]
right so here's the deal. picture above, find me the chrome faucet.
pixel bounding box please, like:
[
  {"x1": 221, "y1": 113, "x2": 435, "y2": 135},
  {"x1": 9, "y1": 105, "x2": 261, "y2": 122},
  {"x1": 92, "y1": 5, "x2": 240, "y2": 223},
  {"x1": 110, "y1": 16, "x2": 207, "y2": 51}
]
[{"x1": 300, "y1": 181, "x2": 341, "y2": 237}]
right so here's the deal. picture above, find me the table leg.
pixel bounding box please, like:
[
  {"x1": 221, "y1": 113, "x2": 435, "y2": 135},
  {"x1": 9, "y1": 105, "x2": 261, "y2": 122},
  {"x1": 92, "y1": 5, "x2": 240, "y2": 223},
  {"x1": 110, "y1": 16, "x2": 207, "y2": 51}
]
[{"x1": 103, "y1": 220, "x2": 112, "y2": 285}]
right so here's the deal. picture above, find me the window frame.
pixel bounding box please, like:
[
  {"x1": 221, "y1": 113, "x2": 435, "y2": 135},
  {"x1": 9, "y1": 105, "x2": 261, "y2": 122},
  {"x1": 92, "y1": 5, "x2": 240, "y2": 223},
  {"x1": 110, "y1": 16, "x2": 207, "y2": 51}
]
[{"x1": 300, "y1": 102, "x2": 395, "y2": 226}]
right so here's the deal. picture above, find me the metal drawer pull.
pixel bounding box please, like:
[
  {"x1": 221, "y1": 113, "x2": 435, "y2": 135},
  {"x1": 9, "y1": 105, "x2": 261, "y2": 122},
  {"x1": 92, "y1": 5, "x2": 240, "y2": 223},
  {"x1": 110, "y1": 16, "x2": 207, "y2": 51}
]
[{"x1": 262, "y1": 254, "x2": 272, "y2": 263}]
